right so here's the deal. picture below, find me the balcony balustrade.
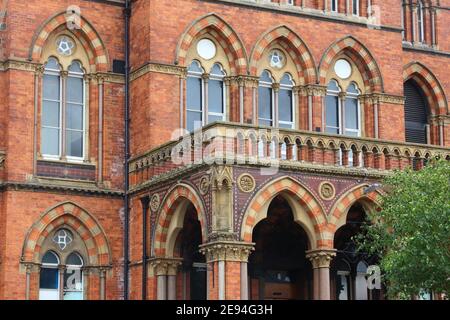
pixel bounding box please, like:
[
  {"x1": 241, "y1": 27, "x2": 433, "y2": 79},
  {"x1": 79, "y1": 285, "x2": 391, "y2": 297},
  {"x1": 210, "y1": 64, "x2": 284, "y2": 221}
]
[{"x1": 129, "y1": 122, "x2": 450, "y2": 190}]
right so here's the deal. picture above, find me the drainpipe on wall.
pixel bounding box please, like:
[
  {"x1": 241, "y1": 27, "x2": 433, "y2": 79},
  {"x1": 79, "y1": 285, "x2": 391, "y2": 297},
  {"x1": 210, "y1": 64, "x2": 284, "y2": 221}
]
[{"x1": 123, "y1": 0, "x2": 131, "y2": 300}]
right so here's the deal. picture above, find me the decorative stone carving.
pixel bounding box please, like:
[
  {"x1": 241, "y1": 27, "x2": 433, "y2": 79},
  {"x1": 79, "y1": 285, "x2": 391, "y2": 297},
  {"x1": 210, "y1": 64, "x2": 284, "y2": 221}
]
[
  {"x1": 148, "y1": 258, "x2": 182, "y2": 276},
  {"x1": 210, "y1": 165, "x2": 233, "y2": 190},
  {"x1": 199, "y1": 241, "x2": 255, "y2": 263},
  {"x1": 238, "y1": 173, "x2": 256, "y2": 193},
  {"x1": 319, "y1": 181, "x2": 336, "y2": 200},
  {"x1": 130, "y1": 62, "x2": 187, "y2": 81},
  {"x1": 306, "y1": 249, "x2": 337, "y2": 268},
  {"x1": 199, "y1": 175, "x2": 210, "y2": 195},
  {"x1": 150, "y1": 193, "x2": 161, "y2": 212}
]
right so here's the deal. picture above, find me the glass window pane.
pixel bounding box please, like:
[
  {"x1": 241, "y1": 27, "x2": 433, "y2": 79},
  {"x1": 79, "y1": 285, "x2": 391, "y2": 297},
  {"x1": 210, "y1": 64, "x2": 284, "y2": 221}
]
[
  {"x1": 260, "y1": 70, "x2": 273, "y2": 83},
  {"x1": 337, "y1": 274, "x2": 349, "y2": 300},
  {"x1": 210, "y1": 63, "x2": 225, "y2": 76},
  {"x1": 188, "y1": 60, "x2": 203, "y2": 73},
  {"x1": 258, "y1": 86, "x2": 272, "y2": 121},
  {"x1": 45, "y1": 58, "x2": 60, "y2": 71},
  {"x1": 326, "y1": 95, "x2": 339, "y2": 128},
  {"x1": 345, "y1": 98, "x2": 358, "y2": 130},
  {"x1": 187, "y1": 77, "x2": 202, "y2": 111},
  {"x1": 42, "y1": 101, "x2": 60, "y2": 127},
  {"x1": 208, "y1": 115, "x2": 223, "y2": 123},
  {"x1": 66, "y1": 104, "x2": 83, "y2": 130},
  {"x1": 42, "y1": 127, "x2": 60, "y2": 155},
  {"x1": 208, "y1": 79, "x2": 223, "y2": 114},
  {"x1": 66, "y1": 130, "x2": 83, "y2": 158},
  {"x1": 68, "y1": 61, "x2": 83, "y2": 73},
  {"x1": 43, "y1": 74, "x2": 60, "y2": 100},
  {"x1": 42, "y1": 251, "x2": 59, "y2": 264},
  {"x1": 40, "y1": 268, "x2": 59, "y2": 290},
  {"x1": 66, "y1": 253, "x2": 83, "y2": 266},
  {"x1": 66, "y1": 77, "x2": 83, "y2": 103},
  {"x1": 279, "y1": 89, "x2": 293, "y2": 122},
  {"x1": 187, "y1": 111, "x2": 202, "y2": 132}
]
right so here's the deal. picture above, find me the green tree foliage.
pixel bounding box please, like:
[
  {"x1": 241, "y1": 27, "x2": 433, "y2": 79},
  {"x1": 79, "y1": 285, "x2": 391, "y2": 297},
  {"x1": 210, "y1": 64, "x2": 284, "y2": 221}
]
[{"x1": 357, "y1": 159, "x2": 450, "y2": 299}]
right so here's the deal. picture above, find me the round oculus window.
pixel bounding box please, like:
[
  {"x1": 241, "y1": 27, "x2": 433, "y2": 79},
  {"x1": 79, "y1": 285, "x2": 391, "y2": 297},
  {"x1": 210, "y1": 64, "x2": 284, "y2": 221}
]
[
  {"x1": 268, "y1": 49, "x2": 286, "y2": 69},
  {"x1": 196, "y1": 39, "x2": 217, "y2": 60},
  {"x1": 56, "y1": 36, "x2": 76, "y2": 56},
  {"x1": 334, "y1": 59, "x2": 352, "y2": 79}
]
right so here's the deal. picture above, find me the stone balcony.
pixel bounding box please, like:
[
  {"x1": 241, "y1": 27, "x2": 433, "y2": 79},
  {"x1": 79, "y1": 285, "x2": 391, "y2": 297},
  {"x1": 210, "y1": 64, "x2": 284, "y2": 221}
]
[{"x1": 128, "y1": 122, "x2": 450, "y2": 192}]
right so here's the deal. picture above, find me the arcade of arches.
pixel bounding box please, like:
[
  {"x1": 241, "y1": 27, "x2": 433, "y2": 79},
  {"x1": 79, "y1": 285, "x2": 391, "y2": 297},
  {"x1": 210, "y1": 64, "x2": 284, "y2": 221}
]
[{"x1": 146, "y1": 184, "x2": 383, "y2": 301}]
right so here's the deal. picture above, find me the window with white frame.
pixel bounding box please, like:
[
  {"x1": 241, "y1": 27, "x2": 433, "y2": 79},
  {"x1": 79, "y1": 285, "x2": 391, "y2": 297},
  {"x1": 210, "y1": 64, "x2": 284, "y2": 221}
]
[
  {"x1": 344, "y1": 83, "x2": 361, "y2": 137},
  {"x1": 186, "y1": 60, "x2": 226, "y2": 132},
  {"x1": 352, "y1": 0, "x2": 359, "y2": 16},
  {"x1": 39, "y1": 251, "x2": 60, "y2": 300},
  {"x1": 186, "y1": 60, "x2": 204, "y2": 133},
  {"x1": 418, "y1": 0, "x2": 425, "y2": 43},
  {"x1": 258, "y1": 70, "x2": 274, "y2": 127},
  {"x1": 41, "y1": 57, "x2": 86, "y2": 161},
  {"x1": 208, "y1": 63, "x2": 226, "y2": 123},
  {"x1": 279, "y1": 73, "x2": 295, "y2": 129},
  {"x1": 331, "y1": 0, "x2": 339, "y2": 13},
  {"x1": 63, "y1": 252, "x2": 84, "y2": 300},
  {"x1": 325, "y1": 80, "x2": 341, "y2": 134},
  {"x1": 325, "y1": 80, "x2": 361, "y2": 138}
]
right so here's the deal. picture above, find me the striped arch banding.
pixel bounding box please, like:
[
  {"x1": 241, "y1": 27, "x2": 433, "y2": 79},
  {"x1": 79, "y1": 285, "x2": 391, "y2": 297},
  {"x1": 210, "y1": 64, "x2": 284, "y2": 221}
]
[
  {"x1": 403, "y1": 62, "x2": 448, "y2": 115},
  {"x1": 319, "y1": 36, "x2": 384, "y2": 93},
  {"x1": 22, "y1": 202, "x2": 111, "y2": 265},
  {"x1": 30, "y1": 12, "x2": 109, "y2": 71},
  {"x1": 249, "y1": 25, "x2": 317, "y2": 85},
  {"x1": 153, "y1": 185, "x2": 207, "y2": 257},
  {"x1": 241, "y1": 177, "x2": 327, "y2": 248},
  {"x1": 328, "y1": 186, "x2": 382, "y2": 234},
  {"x1": 176, "y1": 14, "x2": 247, "y2": 74}
]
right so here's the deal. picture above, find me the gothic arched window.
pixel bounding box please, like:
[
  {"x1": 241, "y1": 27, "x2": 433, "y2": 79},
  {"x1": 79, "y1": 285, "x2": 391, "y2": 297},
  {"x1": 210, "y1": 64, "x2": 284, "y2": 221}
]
[
  {"x1": 39, "y1": 251, "x2": 60, "y2": 300},
  {"x1": 41, "y1": 58, "x2": 86, "y2": 160},
  {"x1": 258, "y1": 70, "x2": 274, "y2": 127},
  {"x1": 404, "y1": 79, "x2": 429, "y2": 144},
  {"x1": 279, "y1": 73, "x2": 295, "y2": 129}
]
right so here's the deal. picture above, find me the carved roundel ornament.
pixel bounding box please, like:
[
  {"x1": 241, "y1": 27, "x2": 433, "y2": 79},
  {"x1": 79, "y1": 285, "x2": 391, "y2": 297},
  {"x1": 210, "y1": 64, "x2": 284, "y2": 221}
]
[
  {"x1": 56, "y1": 35, "x2": 76, "y2": 56},
  {"x1": 319, "y1": 182, "x2": 336, "y2": 201},
  {"x1": 268, "y1": 49, "x2": 286, "y2": 69},
  {"x1": 199, "y1": 175, "x2": 210, "y2": 195},
  {"x1": 238, "y1": 174, "x2": 256, "y2": 193},
  {"x1": 150, "y1": 193, "x2": 161, "y2": 212}
]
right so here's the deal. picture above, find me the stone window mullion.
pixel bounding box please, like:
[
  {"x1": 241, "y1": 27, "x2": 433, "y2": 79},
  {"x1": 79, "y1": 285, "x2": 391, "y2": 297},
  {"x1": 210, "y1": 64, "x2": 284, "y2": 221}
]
[
  {"x1": 203, "y1": 73, "x2": 209, "y2": 126},
  {"x1": 60, "y1": 71, "x2": 68, "y2": 161}
]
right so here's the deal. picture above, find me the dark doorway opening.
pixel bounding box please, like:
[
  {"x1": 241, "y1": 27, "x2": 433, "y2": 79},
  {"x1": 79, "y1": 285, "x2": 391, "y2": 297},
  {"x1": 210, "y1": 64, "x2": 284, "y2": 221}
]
[{"x1": 248, "y1": 195, "x2": 312, "y2": 300}]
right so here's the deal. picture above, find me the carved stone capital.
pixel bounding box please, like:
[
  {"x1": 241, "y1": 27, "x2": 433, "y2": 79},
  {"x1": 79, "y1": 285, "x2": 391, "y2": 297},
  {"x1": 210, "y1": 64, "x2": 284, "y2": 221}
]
[
  {"x1": 148, "y1": 258, "x2": 183, "y2": 276},
  {"x1": 306, "y1": 249, "x2": 337, "y2": 269},
  {"x1": 199, "y1": 241, "x2": 255, "y2": 263}
]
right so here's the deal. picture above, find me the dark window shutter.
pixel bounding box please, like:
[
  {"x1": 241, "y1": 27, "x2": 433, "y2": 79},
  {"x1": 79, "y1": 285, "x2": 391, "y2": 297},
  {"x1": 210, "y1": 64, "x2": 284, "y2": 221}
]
[{"x1": 404, "y1": 80, "x2": 428, "y2": 144}]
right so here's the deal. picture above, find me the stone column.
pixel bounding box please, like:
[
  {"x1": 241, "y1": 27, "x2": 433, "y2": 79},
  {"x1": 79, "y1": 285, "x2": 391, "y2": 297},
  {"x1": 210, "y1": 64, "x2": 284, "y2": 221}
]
[
  {"x1": 272, "y1": 83, "x2": 280, "y2": 128},
  {"x1": 58, "y1": 265, "x2": 66, "y2": 301},
  {"x1": 99, "y1": 268, "x2": 107, "y2": 300},
  {"x1": 306, "y1": 249, "x2": 336, "y2": 300},
  {"x1": 200, "y1": 239, "x2": 254, "y2": 300},
  {"x1": 24, "y1": 264, "x2": 33, "y2": 300},
  {"x1": 149, "y1": 258, "x2": 182, "y2": 300}
]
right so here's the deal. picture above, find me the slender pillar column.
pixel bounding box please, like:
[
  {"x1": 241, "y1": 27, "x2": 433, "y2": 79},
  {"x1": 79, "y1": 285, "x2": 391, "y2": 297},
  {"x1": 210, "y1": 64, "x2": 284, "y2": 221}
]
[
  {"x1": 58, "y1": 265, "x2": 66, "y2": 301},
  {"x1": 25, "y1": 264, "x2": 33, "y2": 300},
  {"x1": 200, "y1": 240, "x2": 254, "y2": 300},
  {"x1": 100, "y1": 268, "x2": 107, "y2": 300},
  {"x1": 97, "y1": 76, "x2": 104, "y2": 183},
  {"x1": 306, "y1": 249, "x2": 336, "y2": 300},
  {"x1": 150, "y1": 258, "x2": 182, "y2": 300}
]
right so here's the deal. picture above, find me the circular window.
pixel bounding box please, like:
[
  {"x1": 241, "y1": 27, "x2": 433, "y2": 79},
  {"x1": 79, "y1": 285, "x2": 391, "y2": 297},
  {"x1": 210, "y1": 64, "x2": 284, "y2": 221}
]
[
  {"x1": 56, "y1": 36, "x2": 76, "y2": 56},
  {"x1": 334, "y1": 59, "x2": 352, "y2": 79},
  {"x1": 196, "y1": 39, "x2": 217, "y2": 60},
  {"x1": 268, "y1": 49, "x2": 286, "y2": 69}
]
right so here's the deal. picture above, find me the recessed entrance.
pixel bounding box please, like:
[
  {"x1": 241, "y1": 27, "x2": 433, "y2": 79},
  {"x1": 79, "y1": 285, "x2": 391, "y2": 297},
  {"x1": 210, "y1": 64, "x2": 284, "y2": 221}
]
[
  {"x1": 248, "y1": 195, "x2": 312, "y2": 300},
  {"x1": 176, "y1": 203, "x2": 207, "y2": 300}
]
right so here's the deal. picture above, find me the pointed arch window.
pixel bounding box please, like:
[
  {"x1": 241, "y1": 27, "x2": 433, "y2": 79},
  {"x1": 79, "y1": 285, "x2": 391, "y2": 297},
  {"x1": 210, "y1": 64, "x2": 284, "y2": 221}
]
[
  {"x1": 41, "y1": 58, "x2": 86, "y2": 161},
  {"x1": 64, "y1": 252, "x2": 84, "y2": 300},
  {"x1": 187, "y1": 60, "x2": 204, "y2": 132},
  {"x1": 325, "y1": 80, "x2": 361, "y2": 137},
  {"x1": 39, "y1": 251, "x2": 60, "y2": 300},
  {"x1": 208, "y1": 63, "x2": 226, "y2": 123},
  {"x1": 344, "y1": 83, "x2": 361, "y2": 137},
  {"x1": 279, "y1": 73, "x2": 295, "y2": 129},
  {"x1": 418, "y1": 0, "x2": 425, "y2": 43},
  {"x1": 404, "y1": 80, "x2": 429, "y2": 144},
  {"x1": 352, "y1": 0, "x2": 359, "y2": 16},
  {"x1": 325, "y1": 80, "x2": 341, "y2": 134},
  {"x1": 258, "y1": 70, "x2": 274, "y2": 127},
  {"x1": 186, "y1": 61, "x2": 227, "y2": 132}
]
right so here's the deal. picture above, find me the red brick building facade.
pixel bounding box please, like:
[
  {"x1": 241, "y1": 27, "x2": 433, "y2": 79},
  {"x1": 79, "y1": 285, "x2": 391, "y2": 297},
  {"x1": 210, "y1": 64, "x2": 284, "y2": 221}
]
[{"x1": 0, "y1": 0, "x2": 449, "y2": 300}]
